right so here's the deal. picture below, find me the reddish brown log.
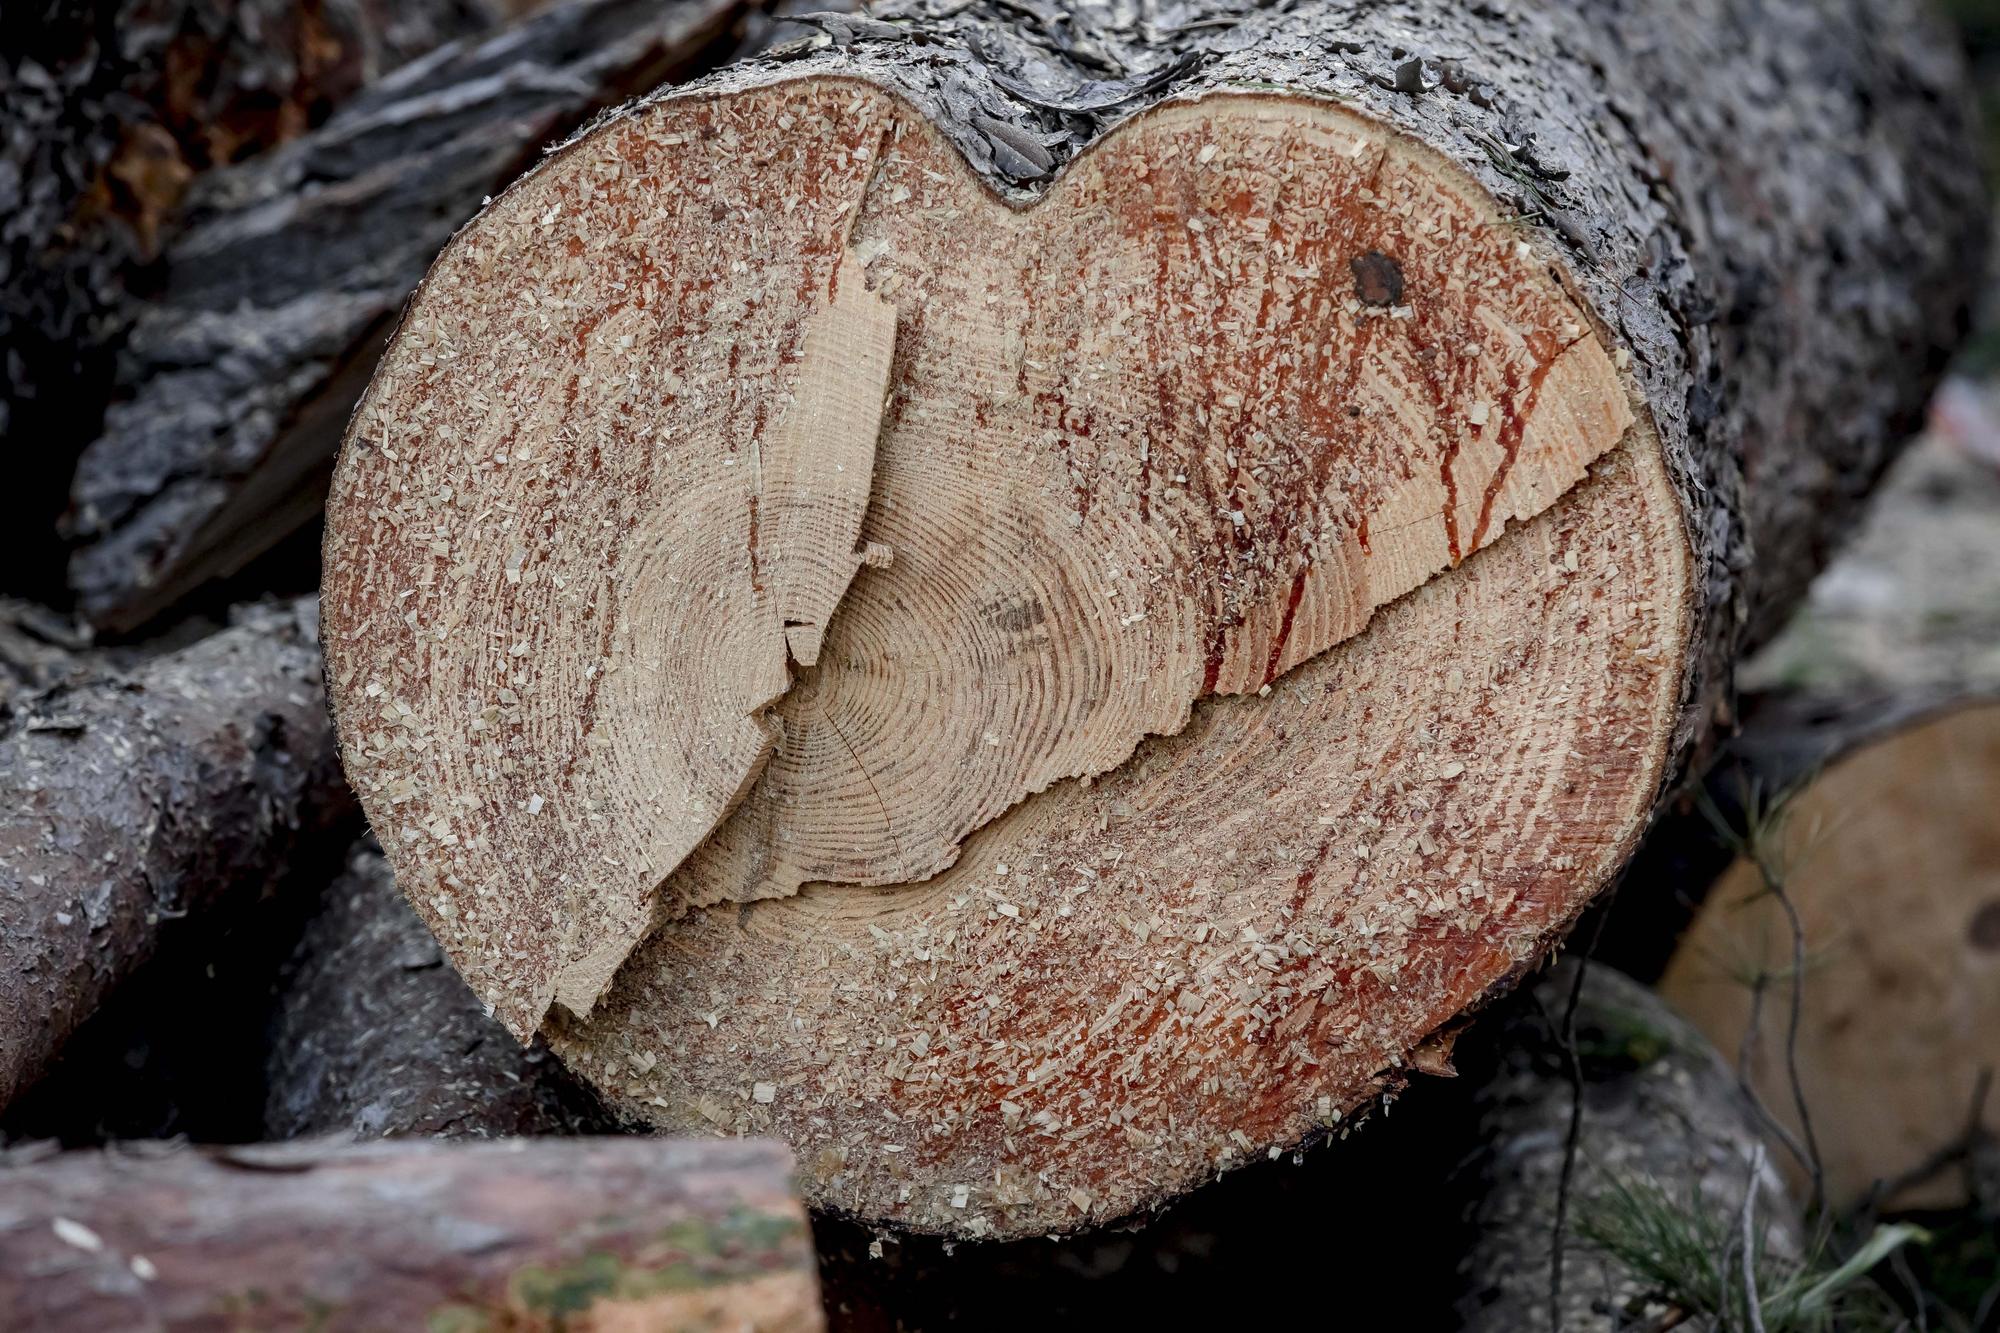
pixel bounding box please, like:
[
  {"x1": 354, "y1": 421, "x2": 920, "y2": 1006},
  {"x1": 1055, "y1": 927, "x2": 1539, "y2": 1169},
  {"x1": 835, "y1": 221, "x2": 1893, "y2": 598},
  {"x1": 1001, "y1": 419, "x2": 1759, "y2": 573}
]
[{"x1": 0, "y1": 1136, "x2": 824, "y2": 1332}]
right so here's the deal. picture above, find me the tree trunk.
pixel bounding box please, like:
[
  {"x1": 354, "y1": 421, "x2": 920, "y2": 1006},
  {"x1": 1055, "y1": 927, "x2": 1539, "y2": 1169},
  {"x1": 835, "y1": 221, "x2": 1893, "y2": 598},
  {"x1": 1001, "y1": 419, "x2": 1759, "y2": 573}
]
[
  {"x1": 0, "y1": 599, "x2": 350, "y2": 1111},
  {"x1": 62, "y1": 0, "x2": 753, "y2": 633},
  {"x1": 1457, "y1": 961, "x2": 1800, "y2": 1331},
  {"x1": 317, "y1": 0, "x2": 1988, "y2": 1236},
  {"x1": 265, "y1": 838, "x2": 619, "y2": 1140},
  {"x1": 0, "y1": 1136, "x2": 824, "y2": 1333},
  {"x1": 1, "y1": 0, "x2": 512, "y2": 600}
]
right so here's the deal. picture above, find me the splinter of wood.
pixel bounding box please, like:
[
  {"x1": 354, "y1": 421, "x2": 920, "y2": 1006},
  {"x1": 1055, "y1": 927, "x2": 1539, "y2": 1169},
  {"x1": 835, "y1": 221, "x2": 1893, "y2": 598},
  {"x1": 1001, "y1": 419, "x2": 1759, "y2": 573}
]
[{"x1": 762, "y1": 249, "x2": 898, "y2": 668}]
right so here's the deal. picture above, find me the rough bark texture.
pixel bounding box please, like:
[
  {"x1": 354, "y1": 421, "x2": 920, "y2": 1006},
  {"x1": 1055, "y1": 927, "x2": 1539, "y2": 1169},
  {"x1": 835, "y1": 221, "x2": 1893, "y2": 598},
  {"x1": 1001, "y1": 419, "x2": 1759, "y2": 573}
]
[
  {"x1": 0, "y1": 1136, "x2": 824, "y2": 1333},
  {"x1": 0, "y1": 598, "x2": 350, "y2": 1111},
  {"x1": 0, "y1": 602, "x2": 91, "y2": 719},
  {"x1": 60, "y1": 0, "x2": 751, "y2": 633},
  {"x1": 1456, "y1": 961, "x2": 1800, "y2": 1332},
  {"x1": 265, "y1": 837, "x2": 619, "y2": 1140},
  {"x1": 0, "y1": 0, "x2": 510, "y2": 599},
  {"x1": 670, "y1": 0, "x2": 1986, "y2": 769}
]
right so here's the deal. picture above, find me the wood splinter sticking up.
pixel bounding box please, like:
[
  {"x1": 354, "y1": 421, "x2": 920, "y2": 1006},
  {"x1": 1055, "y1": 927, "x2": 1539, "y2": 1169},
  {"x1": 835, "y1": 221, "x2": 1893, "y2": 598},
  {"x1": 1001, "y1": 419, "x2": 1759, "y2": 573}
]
[{"x1": 321, "y1": 0, "x2": 1987, "y2": 1238}]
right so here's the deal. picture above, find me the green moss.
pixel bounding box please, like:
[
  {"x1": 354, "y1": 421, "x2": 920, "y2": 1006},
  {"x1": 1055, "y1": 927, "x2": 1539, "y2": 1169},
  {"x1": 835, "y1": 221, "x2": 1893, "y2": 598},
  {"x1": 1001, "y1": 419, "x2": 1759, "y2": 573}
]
[
  {"x1": 1574, "y1": 998, "x2": 1683, "y2": 1073},
  {"x1": 426, "y1": 1305, "x2": 497, "y2": 1333},
  {"x1": 425, "y1": 1207, "x2": 808, "y2": 1329}
]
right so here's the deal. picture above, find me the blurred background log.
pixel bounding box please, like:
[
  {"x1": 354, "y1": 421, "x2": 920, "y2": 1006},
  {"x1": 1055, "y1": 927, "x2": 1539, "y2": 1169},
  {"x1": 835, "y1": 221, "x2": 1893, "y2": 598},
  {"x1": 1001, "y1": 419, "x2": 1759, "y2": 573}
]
[
  {"x1": 0, "y1": 598, "x2": 348, "y2": 1111},
  {"x1": 0, "y1": 1136, "x2": 823, "y2": 1333},
  {"x1": 1, "y1": 0, "x2": 526, "y2": 602},
  {"x1": 61, "y1": 0, "x2": 750, "y2": 633},
  {"x1": 264, "y1": 837, "x2": 618, "y2": 1140},
  {"x1": 1456, "y1": 962, "x2": 1800, "y2": 1332},
  {"x1": 1657, "y1": 699, "x2": 2000, "y2": 1214}
]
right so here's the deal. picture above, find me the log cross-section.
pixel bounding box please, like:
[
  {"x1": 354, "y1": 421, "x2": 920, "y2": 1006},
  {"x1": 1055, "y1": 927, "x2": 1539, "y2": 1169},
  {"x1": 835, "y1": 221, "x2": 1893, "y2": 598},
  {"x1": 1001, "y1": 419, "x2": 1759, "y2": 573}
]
[
  {"x1": 320, "y1": 0, "x2": 1986, "y2": 1237},
  {"x1": 329, "y1": 84, "x2": 1638, "y2": 1036}
]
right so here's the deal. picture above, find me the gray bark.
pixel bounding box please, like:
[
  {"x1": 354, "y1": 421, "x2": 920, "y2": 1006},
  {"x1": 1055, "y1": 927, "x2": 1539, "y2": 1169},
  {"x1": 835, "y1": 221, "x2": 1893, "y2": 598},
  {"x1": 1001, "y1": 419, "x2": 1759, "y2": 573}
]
[
  {"x1": 1457, "y1": 962, "x2": 1800, "y2": 1332},
  {"x1": 0, "y1": 599, "x2": 351, "y2": 1111},
  {"x1": 0, "y1": 602, "x2": 91, "y2": 720},
  {"x1": 0, "y1": 1136, "x2": 823, "y2": 1333},
  {"x1": 62, "y1": 0, "x2": 751, "y2": 632},
  {"x1": 635, "y1": 0, "x2": 1986, "y2": 783},
  {"x1": 1, "y1": 0, "x2": 510, "y2": 599},
  {"x1": 265, "y1": 838, "x2": 619, "y2": 1140}
]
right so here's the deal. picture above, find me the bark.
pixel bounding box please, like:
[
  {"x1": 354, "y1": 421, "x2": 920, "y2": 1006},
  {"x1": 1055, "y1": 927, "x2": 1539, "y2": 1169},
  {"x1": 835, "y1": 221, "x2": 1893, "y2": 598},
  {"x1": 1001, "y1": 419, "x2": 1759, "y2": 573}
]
[
  {"x1": 62, "y1": 0, "x2": 752, "y2": 632},
  {"x1": 0, "y1": 0, "x2": 510, "y2": 600},
  {"x1": 0, "y1": 602, "x2": 91, "y2": 720},
  {"x1": 0, "y1": 598, "x2": 351, "y2": 1112},
  {"x1": 1456, "y1": 962, "x2": 1800, "y2": 1332},
  {"x1": 265, "y1": 837, "x2": 619, "y2": 1140},
  {"x1": 0, "y1": 1136, "x2": 825, "y2": 1333}
]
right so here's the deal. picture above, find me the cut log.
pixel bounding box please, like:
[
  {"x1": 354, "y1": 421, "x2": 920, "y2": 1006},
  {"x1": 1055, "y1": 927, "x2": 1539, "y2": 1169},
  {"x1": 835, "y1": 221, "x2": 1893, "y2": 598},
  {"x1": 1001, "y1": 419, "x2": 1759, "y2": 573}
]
[
  {"x1": 266, "y1": 837, "x2": 619, "y2": 1139},
  {"x1": 0, "y1": 1136, "x2": 823, "y2": 1333},
  {"x1": 1, "y1": 0, "x2": 510, "y2": 599},
  {"x1": 318, "y1": 0, "x2": 1987, "y2": 1235},
  {"x1": 1659, "y1": 698, "x2": 2000, "y2": 1212},
  {"x1": 1457, "y1": 961, "x2": 1799, "y2": 1331},
  {"x1": 62, "y1": 0, "x2": 753, "y2": 632},
  {"x1": 0, "y1": 599, "x2": 349, "y2": 1111}
]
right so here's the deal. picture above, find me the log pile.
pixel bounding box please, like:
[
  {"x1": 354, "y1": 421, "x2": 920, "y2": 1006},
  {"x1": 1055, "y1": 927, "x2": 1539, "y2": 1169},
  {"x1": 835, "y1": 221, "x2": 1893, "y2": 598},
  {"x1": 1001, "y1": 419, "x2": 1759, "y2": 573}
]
[{"x1": 0, "y1": 0, "x2": 1993, "y2": 1324}]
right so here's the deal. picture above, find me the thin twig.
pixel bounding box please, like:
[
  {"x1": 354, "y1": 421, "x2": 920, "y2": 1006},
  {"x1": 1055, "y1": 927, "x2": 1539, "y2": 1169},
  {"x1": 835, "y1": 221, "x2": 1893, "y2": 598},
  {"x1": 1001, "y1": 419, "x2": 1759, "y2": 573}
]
[
  {"x1": 1757, "y1": 848, "x2": 1827, "y2": 1226},
  {"x1": 1700, "y1": 777, "x2": 1829, "y2": 1226},
  {"x1": 1735, "y1": 962, "x2": 1816, "y2": 1178},
  {"x1": 1548, "y1": 892, "x2": 1618, "y2": 1333}
]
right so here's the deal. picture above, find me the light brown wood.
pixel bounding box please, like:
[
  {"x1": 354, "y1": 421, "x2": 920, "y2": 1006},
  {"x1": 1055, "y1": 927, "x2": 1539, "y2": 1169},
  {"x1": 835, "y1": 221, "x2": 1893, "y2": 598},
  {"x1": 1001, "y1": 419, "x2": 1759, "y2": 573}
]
[
  {"x1": 322, "y1": 72, "x2": 1686, "y2": 1236},
  {"x1": 326, "y1": 79, "x2": 1647, "y2": 1028},
  {"x1": 1660, "y1": 703, "x2": 2000, "y2": 1211},
  {"x1": 315, "y1": 0, "x2": 1991, "y2": 1238}
]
